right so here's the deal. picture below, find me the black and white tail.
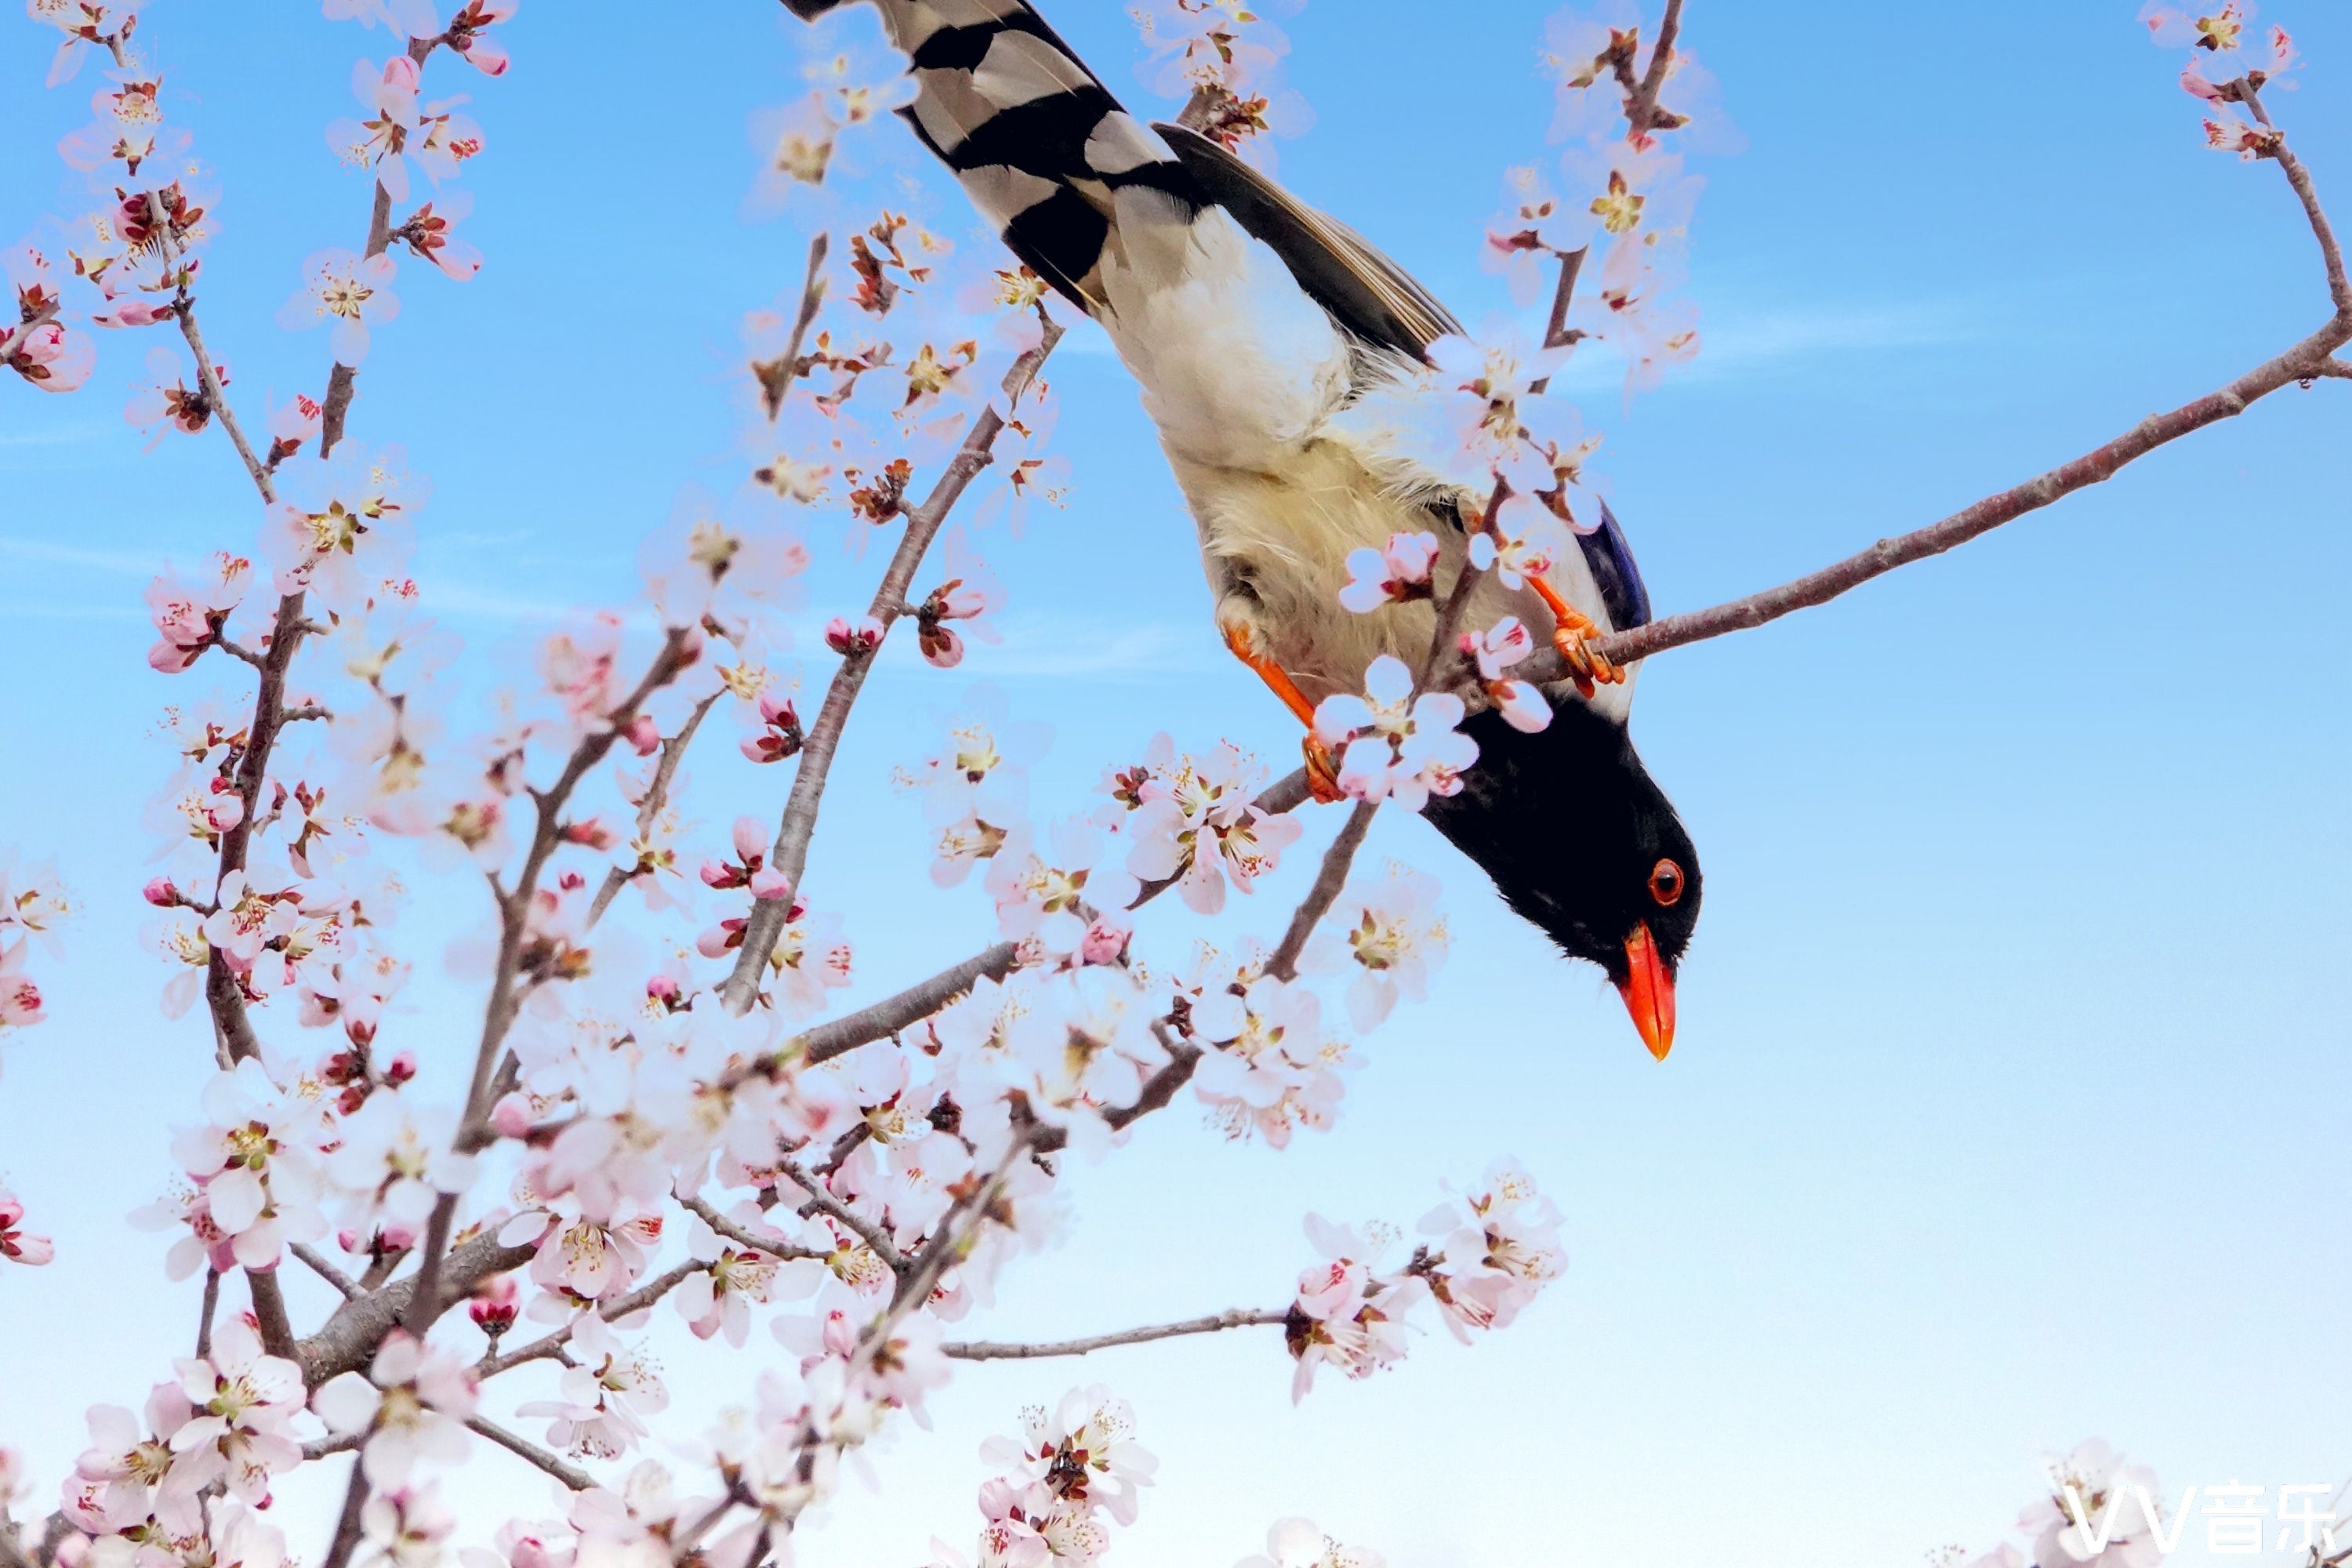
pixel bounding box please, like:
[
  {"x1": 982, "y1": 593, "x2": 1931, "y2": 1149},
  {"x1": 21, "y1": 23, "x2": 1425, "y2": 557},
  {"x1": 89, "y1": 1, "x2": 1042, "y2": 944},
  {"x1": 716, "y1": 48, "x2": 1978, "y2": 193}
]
[{"x1": 783, "y1": 0, "x2": 1209, "y2": 318}]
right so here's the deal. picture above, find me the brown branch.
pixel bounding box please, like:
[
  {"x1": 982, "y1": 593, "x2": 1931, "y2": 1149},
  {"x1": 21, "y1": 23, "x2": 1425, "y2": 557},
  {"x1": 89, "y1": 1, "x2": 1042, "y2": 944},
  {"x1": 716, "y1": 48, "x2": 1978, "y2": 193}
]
[
  {"x1": 317, "y1": 1457, "x2": 373, "y2": 1568},
  {"x1": 1626, "y1": 0, "x2": 1685, "y2": 136},
  {"x1": 722, "y1": 320, "x2": 1064, "y2": 1014},
  {"x1": 474, "y1": 1261, "x2": 701, "y2": 1379},
  {"x1": 589, "y1": 691, "x2": 719, "y2": 928},
  {"x1": 1565, "y1": 313, "x2": 2351, "y2": 675},
  {"x1": 943, "y1": 1307, "x2": 1287, "y2": 1361},
  {"x1": 292, "y1": 1242, "x2": 363, "y2": 1300},
  {"x1": 755, "y1": 234, "x2": 830, "y2": 420},
  {"x1": 778, "y1": 1157, "x2": 903, "y2": 1273},
  {"x1": 1263, "y1": 802, "x2": 1375, "y2": 983},
  {"x1": 678, "y1": 1195, "x2": 822, "y2": 1261},
  {"x1": 802, "y1": 941, "x2": 1019, "y2": 1065},
  {"x1": 194, "y1": 1268, "x2": 221, "y2": 1359},
  {"x1": 298, "y1": 1232, "x2": 535, "y2": 1388},
  {"x1": 247, "y1": 1269, "x2": 299, "y2": 1362},
  {"x1": 466, "y1": 1417, "x2": 593, "y2": 1492}
]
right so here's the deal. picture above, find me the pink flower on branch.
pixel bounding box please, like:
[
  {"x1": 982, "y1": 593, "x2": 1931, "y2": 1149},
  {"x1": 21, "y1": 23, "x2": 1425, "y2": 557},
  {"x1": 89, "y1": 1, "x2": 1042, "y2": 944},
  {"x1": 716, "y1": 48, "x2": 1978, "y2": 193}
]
[
  {"x1": 1337, "y1": 531, "x2": 1439, "y2": 615},
  {"x1": 1311, "y1": 657, "x2": 1478, "y2": 813},
  {"x1": 0, "y1": 1186, "x2": 53, "y2": 1267},
  {"x1": 276, "y1": 248, "x2": 400, "y2": 365}
]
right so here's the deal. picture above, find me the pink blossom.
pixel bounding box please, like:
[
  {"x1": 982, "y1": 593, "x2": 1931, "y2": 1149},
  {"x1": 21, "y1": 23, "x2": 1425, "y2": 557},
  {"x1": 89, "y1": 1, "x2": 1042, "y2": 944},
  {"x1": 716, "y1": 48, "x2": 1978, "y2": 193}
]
[
  {"x1": 1122, "y1": 739, "x2": 1303, "y2": 916},
  {"x1": 0, "y1": 1186, "x2": 53, "y2": 1267},
  {"x1": 639, "y1": 487, "x2": 809, "y2": 633},
  {"x1": 0, "y1": 941, "x2": 46, "y2": 1033},
  {"x1": 1414, "y1": 1161, "x2": 1565, "y2": 1343},
  {"x1": 399, "y1": 193, "x2": 483, "y2": 281},
  {"x1": 445, "y1": 0, "x2": 520, "y2": 76},
  {"x1": 168, "y1": 1316, "x2": 306, "y2": 1502},
  {"x1": 1238, "y1": 1519, "x2": 1386, "y2": 1568},
  {"x1": 310, "y1": 1331, "x2": 478, "y2": 1488},
  {"x1": 2202, "y1": 113, "x2": 2281, "y2": 159},
  {"x1": 2017, "y1": 1440, "x2": 2167, "y2": 1568},
  {"x1": 985, "y1": 819, "x2": 1138, "y2": 958},
  {"x1": 825, "y1": 613, "x2": 885, "y2": 656},
  {"x1": 143, "y1": 550, "x2": 253, "y2": 673},
  {"x1": 516, "y1": 1315, "x2": 667, "y2": 1460},
  {"x1": 276, "y1": 248, "x2": 401, "y2": 365},
  {"x1": 28, "y1": 0, "x2": 147, "y2": 89},
  {"x1": 262, "y1": 443, "x2": 426, "y2": 608},
  {"x1": 915, "y1": 529, "x2": 1004, "y2": 670},
  {"x1": 1303, "y1": 866, "x2": 1450, "y2": 1033},
  {"x1": 1312, "y1": 657, "x2": 1478, "y2": 812},
  {"x1": 742, "y1": 691, "x2": 805, "y2": 764},
  {"x1": 674, "y1": 1211, "x2": 784, "y2": 1348},
  {"x1": 166, "y1": 1058, "x2": 329, "y2": 1269},
  {"x1": 1460, "y1": 616, "x2": 1552, "y2": 734},
  {"x1": 267, "y1": 392, "x2": 323, "y2": 464},
  {"x1": 1337, "y1": 532, "x2": 1439, "y2": 614}
]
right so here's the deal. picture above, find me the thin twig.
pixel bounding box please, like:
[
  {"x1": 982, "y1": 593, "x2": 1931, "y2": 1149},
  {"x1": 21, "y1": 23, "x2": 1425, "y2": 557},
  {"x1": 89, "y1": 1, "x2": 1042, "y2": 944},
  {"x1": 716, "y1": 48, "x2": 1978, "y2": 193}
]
[
  {"x1": 246, "y1": 1269, "x2": 299, "y2": 1362},
  {"x1": 293, "y1": 1243, "x2": 364, "y2": 1300},
  {"x1": 678, "y1": 1195, "x2": 822, "y2": 1261},
  {"x1": 723, "y1": 321, "x2": 1064, "y2": 1014},
  {"x1": 777, "y1": 1157, "x2": 903, "y2": 1273},
  {"x1": 317, "y1": 1456, "x2": 373, "y2": 1568},
  {"x1": 195, "y1": 1269, "x2": 221, "y2": 1359},
  {"x1": 589, "y1": 691, "x2": 719, "y2": 928},
  {"x1": 944, "y1": 1307, "x2": 1287, "y2": 1361},
  {"x1": 474, "y1": 1261, "x2": 701, "y2": 1379},
  {"x1": 466, "y1": 1417, "x2": 594, "y2": 1491},
  {"x1": 756, "y1": 234, "x2": 830, "y2": 420},
  {"x1": 1566, "y1": 313, "x2": 2352, "y2": 674}
]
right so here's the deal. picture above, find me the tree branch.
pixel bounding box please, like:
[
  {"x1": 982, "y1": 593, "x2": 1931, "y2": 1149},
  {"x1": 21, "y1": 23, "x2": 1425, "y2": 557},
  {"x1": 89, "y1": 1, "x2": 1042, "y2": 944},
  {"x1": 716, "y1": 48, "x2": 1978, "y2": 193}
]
[
  {"x1": 292, "y1": 1242, "x2": 363, "y2": 1301},
  {"x1": 299, "y1": 1232, "x2": 535, "y2": 1387},
  {"x1": 678, "y1": 1195, "x2": 822, "y2": 1262},
  {"x1": 722, "y1": 320, "x2": 1064, "y2": 1014},
  {"x1": 944, "y1": 1307, "x2": 1287, "y2": 1361},
  {"x1": 466, "y1": 1417, "x2": 594, "y2": 1492},
  {"x1": 589, "y1": 692, "x2": 719, "y2": 929},
  {"x1": 474, "y1": 1261, "x2": 701, "y2": 1379},
  {"x1": 777, "y1": 1157, "x2": 903, "y2": 1273},
  {"x1": 1560, "y1": 312, "x2": 2352, "y2": 675},
  {"x1": 247, "y1": 1268, "x2": 299, "y2": 1361}
]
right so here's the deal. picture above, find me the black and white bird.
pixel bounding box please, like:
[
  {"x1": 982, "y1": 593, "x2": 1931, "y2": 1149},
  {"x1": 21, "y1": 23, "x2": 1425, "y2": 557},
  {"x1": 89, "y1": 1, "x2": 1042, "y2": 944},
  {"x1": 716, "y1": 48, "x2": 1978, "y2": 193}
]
[{"x1": 781, "y1": 0, "x2": 1701, "y2": 1058}]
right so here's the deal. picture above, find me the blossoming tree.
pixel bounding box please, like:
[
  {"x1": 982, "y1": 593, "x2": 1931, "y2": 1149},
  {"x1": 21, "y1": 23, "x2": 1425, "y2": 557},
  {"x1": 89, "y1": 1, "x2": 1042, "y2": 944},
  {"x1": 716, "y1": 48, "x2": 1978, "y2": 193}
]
[{"x1": 3, "y1": 3, "x2": 2348, "y2": 1568}]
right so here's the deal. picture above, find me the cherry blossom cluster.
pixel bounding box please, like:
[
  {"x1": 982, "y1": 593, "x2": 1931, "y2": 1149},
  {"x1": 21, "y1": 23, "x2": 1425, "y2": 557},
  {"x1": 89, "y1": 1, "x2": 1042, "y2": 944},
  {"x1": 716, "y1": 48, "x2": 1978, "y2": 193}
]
[
  {"x1": 0, "y1": 851, "x2": 71, "y2": 1081},
  {"x1": 1284, "y1": 1163, "x2": 1563, "y2": 1402},
  {"x1": 2140, "y1": 2, "x2": 2303, "y2": 157},
  {"x1": 925, "y1": 1386, "x2": 1157, "y2": 1568},
  {"x1": 1931, "y1": 1439, "x2": 2176, "y2": 1568},
  {"x1": 1127, "y1": 0, "x2": 1310, "y2": 157}
]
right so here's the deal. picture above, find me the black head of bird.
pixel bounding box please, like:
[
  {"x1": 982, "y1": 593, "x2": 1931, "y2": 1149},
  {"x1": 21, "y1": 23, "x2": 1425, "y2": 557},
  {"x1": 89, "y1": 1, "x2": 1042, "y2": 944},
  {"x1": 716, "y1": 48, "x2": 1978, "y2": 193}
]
[{"x1": 1424, "y1": 696, "x2": 1701, "y2": 1060}]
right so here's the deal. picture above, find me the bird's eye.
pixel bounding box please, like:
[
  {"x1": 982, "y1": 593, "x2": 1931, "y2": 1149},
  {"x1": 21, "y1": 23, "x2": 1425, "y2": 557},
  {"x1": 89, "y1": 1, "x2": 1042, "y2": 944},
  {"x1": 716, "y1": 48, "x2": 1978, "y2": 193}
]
[{"x1": 1649, "y1": 858, "x2": 1685, "y2": 907}]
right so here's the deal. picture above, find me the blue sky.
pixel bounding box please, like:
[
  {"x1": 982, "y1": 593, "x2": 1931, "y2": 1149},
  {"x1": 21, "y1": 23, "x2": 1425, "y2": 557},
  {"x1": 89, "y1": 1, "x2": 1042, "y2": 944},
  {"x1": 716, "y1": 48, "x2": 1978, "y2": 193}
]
[{"x1": 2, "y1": 4, "x2": 2349, "y2": 1567}]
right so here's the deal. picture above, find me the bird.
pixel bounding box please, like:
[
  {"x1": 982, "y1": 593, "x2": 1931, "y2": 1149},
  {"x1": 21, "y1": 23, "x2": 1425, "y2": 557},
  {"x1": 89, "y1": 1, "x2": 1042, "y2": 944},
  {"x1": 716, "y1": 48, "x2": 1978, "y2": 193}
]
[{"x1": 777, "y1": 0, "x2": 1701, "y2": 1058}]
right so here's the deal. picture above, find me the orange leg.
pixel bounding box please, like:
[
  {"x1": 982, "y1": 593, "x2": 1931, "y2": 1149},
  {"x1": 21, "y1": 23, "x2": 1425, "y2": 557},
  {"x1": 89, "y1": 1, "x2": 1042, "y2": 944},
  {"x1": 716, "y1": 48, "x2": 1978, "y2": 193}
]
[
  {"x1": 1528, "y1": 576, "x2": 1627, "y2": 699},
  {"x1": 1222, "y1": 622, "x2": 1344, "y2": 803}
]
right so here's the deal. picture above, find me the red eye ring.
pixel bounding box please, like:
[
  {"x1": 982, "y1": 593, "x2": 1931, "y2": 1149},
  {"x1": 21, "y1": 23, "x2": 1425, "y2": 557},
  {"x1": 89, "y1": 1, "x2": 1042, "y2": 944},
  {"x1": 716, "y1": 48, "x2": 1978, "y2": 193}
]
[{"x1": 1649, "y1": 858, "x2": 1685, "y2": 908}]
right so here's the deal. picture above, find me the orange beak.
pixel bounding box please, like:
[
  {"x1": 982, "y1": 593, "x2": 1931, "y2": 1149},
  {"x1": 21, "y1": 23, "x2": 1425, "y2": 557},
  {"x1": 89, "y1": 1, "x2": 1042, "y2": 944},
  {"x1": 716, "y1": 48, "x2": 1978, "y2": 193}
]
[{"x1": 1617, "y1": 921, "x2": 1677, "y2": 1061}]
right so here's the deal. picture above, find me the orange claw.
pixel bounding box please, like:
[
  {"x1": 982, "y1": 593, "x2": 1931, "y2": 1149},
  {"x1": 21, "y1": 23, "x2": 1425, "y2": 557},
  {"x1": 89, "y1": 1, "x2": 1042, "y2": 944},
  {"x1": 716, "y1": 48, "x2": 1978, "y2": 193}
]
[
  {"x1": 1221, "y1": 620, "x2": 1320, "y2": 729},
  {"x1": 1302, "y1": 735, "x2": 1345, "y2": 804},
  {"x1": 1527, "y1": 575, "x2": 1625, "y2": 698},
  {"x1": 1221, "y1": 622, "x2": 1345, "y2": 804}
]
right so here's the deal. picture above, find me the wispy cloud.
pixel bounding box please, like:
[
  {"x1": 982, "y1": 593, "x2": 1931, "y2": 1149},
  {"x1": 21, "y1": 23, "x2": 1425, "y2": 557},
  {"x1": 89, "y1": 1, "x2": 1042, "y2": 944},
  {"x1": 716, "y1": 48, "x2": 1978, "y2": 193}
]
[
  {"x1": 1544, "y1": 295, "x2": 1980, "y2": 394},
  {"x1": 0, "y1": 423, "x2": 107, "y2": 450},
  {"x1": 0, "y1": 535, "x2": 165, "y2": 575}
]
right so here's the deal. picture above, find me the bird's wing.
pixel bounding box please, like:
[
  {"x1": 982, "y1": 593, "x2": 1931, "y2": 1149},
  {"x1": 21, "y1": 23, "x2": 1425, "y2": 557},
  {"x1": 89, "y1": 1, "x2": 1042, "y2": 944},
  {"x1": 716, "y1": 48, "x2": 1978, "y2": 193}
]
[
  {"x1": 1152, "y1": 122, "x2": 1464, "y2": 361},
  {"x1": 1579, "y1": 499, "x2": 1655, "y2": 632}
]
